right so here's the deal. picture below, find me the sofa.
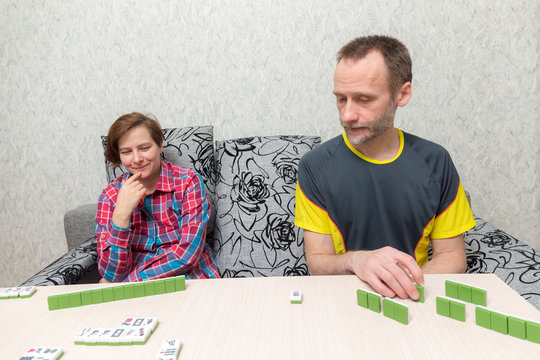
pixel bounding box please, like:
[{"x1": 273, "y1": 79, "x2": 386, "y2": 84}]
[{"x1": 22, "y1": 126, "x2": 540, "y2": 311}]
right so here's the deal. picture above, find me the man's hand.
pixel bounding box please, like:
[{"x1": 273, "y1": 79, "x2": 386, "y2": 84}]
[
  {"x1": 112, "y1": 172, "x2": 147, "y2": 228},
  {"x1": 304, "y1": 230, "x2": 424, "y2": 300},
  {"x1": 349, "y1": 246, "x2": 424, "y2": 299}
]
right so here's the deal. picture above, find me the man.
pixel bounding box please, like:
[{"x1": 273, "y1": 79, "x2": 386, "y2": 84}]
[{"x1": 294, "y1": 35, "x2": 475, "y2": 300}]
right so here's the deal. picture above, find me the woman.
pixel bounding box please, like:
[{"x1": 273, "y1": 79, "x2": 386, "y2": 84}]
[{"x1": 96, "y1": 112, "x2": 219, "y2": 282}]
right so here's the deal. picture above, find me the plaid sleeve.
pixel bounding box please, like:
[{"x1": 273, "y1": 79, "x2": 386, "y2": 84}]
[
  {"x1": 126, "y1": 172, "x2": 211, "y2": 281},
  {"x1": 95, "y1": 188, "x2": 135, "y2": 282}
]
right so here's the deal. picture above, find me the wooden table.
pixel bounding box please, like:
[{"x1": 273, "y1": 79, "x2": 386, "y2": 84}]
[{"x1": 1, "y1": 274, "x2": 539, "y2": 359}]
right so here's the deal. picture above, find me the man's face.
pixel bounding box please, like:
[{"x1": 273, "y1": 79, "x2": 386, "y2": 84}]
[{"x1": 333, "y1": 51, "x2": 397, "y2": 146}]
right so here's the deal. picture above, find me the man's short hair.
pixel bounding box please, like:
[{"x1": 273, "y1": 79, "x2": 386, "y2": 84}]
[
  {"x1": 337, "y1": 35, "x2": 412, "y2": 95},
  {"x1": 105, "y1": 112, "x2": 163, "y2": 168}
]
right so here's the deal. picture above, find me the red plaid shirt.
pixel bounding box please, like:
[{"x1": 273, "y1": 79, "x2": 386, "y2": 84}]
[{"x1": 96, "y1": 161, "x2": 219, "y2": 282}]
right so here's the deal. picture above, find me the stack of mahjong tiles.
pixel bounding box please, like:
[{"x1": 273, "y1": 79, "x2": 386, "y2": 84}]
[
  {"x1": 0, "y1": 286, "x2": 36, "y2": 299},
  {"x1": 74, "y1": 317, "x2": 159, "y2": 346},
  {"x1": 47, "y1": 275, "x2": 185, "y2": 310},
  {"x1": 17, "y1": 346, "x2": 63, "y2": 360}
]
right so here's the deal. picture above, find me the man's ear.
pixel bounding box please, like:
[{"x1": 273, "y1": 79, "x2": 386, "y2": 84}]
[{"x1": 396, "y1": 82, "x2": 412, "y2": 107}]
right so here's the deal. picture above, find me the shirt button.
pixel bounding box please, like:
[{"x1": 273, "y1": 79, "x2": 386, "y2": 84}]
[{"x1": 101, "y1": 235, "x2": 106, "y2": 239}]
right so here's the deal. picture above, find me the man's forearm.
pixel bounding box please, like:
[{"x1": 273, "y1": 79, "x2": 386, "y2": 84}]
[
  {"x1": 307, "y1": 251, "x2": 358, "y2": 275},
  {"x1": 423, "y1": 234, "x2": 467, "y2": 274},
  {"x1": 421, "y1": 251, "x2": 467, "y2": 274}
]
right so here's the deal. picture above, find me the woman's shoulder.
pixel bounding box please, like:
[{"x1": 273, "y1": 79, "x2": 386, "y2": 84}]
[
  {"x1": 162, "y1": 161, "x2": 197, "y2": 178},
  {"x1": 99, "y1": 175, "x2": 123, "y2": 202},
  {"x1": 161, "y1": 162, "x2": 204, "y2": 193}
]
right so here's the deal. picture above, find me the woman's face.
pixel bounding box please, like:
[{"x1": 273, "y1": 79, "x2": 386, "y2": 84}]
[{"x1": 117, "y1": 125, "x2": 162, "y2": 182}]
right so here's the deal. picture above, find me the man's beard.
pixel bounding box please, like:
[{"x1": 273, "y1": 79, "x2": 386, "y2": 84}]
[{"x1": 342, "y1": 100, "x2": 395, "y2": 145}]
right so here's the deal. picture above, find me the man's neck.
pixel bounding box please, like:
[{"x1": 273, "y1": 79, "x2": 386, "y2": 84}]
[{"x1": 353, "y1": 128, "x2": 400, "y2": 161}]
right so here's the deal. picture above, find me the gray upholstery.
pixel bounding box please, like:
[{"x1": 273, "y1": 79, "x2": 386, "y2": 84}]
[
  {"x1": 64, "y1": 204, "x2": 98, "y2": 251},
  {"x1": 21, "y1": 236, "x2": 98, "y2": 286}
]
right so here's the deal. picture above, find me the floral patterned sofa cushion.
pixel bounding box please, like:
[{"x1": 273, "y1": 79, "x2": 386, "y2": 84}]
[
  {"x1": 212, "y1": 135, "x2": 321, "y2": 277},
  {"x1": 101, "y1": 126, "x2": 217, "y2": 236},
  {"x1": 465, "y1": 217, "x2": 540, "y2": 308}
]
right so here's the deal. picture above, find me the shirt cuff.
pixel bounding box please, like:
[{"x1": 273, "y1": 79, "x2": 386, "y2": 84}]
[
  {"x1": 108, "y1": 221, "x2": 131, "y2": 248},
  {"x1": 111, "y1": 220, "x2": 131, "y2": 232}
]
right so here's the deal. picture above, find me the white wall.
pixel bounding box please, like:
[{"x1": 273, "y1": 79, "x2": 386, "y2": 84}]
[{"x1": 1, "y1": 0, "x2": 538, "y2": 286}]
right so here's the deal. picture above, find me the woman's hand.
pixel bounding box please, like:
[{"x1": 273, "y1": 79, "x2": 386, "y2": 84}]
[{"x1": 112, "y1": 172, "x2": 147, "y2": 228}]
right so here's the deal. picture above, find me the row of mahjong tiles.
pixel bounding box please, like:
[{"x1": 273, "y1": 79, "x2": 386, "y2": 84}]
[{"x1": 18, "y1": 338, "x2": 181, "y2": 360}]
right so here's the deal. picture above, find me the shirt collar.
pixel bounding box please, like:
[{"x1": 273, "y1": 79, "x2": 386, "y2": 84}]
[{"x1": 154, "y1": 161, "x2": 173, "y2": 193}]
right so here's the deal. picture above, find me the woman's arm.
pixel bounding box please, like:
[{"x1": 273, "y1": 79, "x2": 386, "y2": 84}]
[{"x1": 96, "y1": 174, "x2": 146, "y2": 282}]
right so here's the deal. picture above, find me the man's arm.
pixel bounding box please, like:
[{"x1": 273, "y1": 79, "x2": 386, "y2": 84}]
[
  {"x1": 304, "y1": 230, "x2": 424, "y2": 299},
  {"x1": 421, "y1": 234, "x2": 467, "y2": 274}
]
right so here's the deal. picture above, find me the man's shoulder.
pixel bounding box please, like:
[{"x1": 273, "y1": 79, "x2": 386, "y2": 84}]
[
  {"x1": 401, "y1": 131, "x2": 457, "y2": 182},
  {"x1": 301, "y1": 134, "x2": 345, "y2": 166},
  {"x1": 403, "y1": 131, "x2": 450, "y2": 158}
]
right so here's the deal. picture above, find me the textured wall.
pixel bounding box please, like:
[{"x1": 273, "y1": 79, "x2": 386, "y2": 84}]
[{"x1": 1, "y1": 0, "x2": 538, "y2": 286}]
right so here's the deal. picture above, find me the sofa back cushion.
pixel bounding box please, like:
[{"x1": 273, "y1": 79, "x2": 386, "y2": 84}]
[
  {"x1": 212, "y1": 135, "x2": 321, "y2": 277},
  {"x1": 101, "y1": 126, "x2": 217, "y2": 234}
]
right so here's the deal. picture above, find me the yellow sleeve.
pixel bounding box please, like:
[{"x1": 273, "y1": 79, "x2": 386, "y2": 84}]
[
  {"x1": 294, "y1": 183, "x2": 346, "y2": 254},
  {"x1": 294, "y1": 182, "x2": 332, "y2": 234},
  {"x1": 430, "y1": 182, "x2": 476, "y2": 239}
]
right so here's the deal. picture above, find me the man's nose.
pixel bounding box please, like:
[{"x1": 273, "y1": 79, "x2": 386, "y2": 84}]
[{"x1": 341, "y1": 102, "x2": 359, "y2": 123}]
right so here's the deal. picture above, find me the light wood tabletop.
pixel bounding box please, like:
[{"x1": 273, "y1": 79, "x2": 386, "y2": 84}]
[{"x1": 1, "y1": 274, "x2": 539, "y2": 359}]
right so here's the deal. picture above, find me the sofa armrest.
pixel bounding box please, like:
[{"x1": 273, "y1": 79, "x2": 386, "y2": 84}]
[
  {"x1": 464, "y1": 217, "x2": 540, "y2": 310},
  {"x1": 20, "y1": 236, "x2": 98, "y2": 286},
  {"x1": 64, "y1": 203, "x2": 98, "y2": 251}
]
